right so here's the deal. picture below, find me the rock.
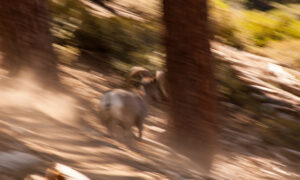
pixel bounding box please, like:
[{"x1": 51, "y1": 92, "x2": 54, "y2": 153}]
[
  {"x1": 250, "y1": 85, "x2": 277, "y2": 94},
  {"x1": 272, "y1": 152, "x2": 292, "y2": 165},
  {"x1": 0, "y1": 151, "x2": 41, "y2": 171},
  {"x1": 280, "y1": 148, "x2": 300, "y2": 163},
  {"x1": 275, "y1": 106, "x2": 299, "y2": 117},
  {"x1": 259, "y1": 103, "x2": 299, "y2": 117},
  {"x1": 46, "y1": 163, "x2": 90, "y2": 180},
  {"x1": 24, "y1": 174, "x2": 47, "y2": 180},
  {"x1": 267, "y1": 63, "x2": 294, "y2": 81},
  {"x1": 0, "y1": 151, "x2": 42, "y2": 179},
  {"x1": 164, "y1": 170, "x2": 182, "y2": 180},
  {"x1": 260, "y1": 103, "x2": 276, "y2": 114},
  {"x1": 250, "y1": 93, "x2": 266, "y2": 101},
  {"x1": 276, "y1": 112, "x2": 296, "y2": 122},
  {"x1": 220, "y1": 102, "x2": 240, "y2": 110},
  {"x1": 0, "y1": 175, "x2": 16, "y2": 180},
  {"x1": 25, "y1": 163, "x2": 90, "y2": 180}
]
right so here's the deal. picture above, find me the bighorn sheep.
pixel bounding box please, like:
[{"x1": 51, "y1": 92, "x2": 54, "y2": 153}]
[
  {"x1": 98, "y1": 66, "x2": 168, "y2": 140},
  {"x1": 99, "y1": 89, "x2": 147, "y2": 139}
]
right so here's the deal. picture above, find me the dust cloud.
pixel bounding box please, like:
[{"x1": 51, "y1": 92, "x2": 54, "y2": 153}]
[{"x1": 0, "y1": 71, "x2": 79, "y2": 126}]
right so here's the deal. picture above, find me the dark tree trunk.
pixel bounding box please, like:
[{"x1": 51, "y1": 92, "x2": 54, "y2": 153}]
[
  {"x1": 0, "y1": 0, "x2": 58, "y2": 86},
  {"x1": 163, "y1": 0, "x2": 218, "y2": 173}
]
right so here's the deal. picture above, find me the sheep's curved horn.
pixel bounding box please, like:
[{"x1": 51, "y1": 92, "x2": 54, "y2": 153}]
[
  {"x1": 127, "y1": 66, "x2": 153, "y2": 86},
  {"x1": 128, "y1": 66, "x2": 153, "y2": 78},
  {"x1": 155, "y1": 70, "x2": 168, "y2": 100},
  {"x1": 155, "y1": 70, "x2": 164, "y2": 80}
]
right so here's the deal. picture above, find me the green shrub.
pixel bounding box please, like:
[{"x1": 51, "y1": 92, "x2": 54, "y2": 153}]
[
  {"x1": 240, "y1": 10, "x2": 300, "y2": 46},
  {"x1": 242, "y1": 11, "x2": 281, "y2": 46},
  {"x1": 209, "y1": 0, "x2": 243, "y2": 48},
  {"x1": 283, "y1": 20, "x2": 300, "y2": 38},
  {"x1": 258, "y1": 117, "x2": 300, "y2": 151},
  {"x1": 73, "y1": 15, "x2": 162, "y2": 64},
  {"x1": 49, "y1": 0, "x2": 85, "y2": 43},
  {"x1": 49, "y1": 0, "x2": 163, "y2": 67},
  {"x1": 209, "y1": 0, "x2": 300, "y2": 48}
]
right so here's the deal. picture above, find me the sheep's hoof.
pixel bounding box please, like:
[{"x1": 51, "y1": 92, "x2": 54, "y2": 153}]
[{"x1": 137, "y1": 135, "x2": 142, "y2": 141}]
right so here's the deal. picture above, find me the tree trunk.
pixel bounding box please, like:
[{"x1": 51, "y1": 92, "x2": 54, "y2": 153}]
[
  {"x1": 0, "y1": 0, "x2": 58, "y2": 86},
  {"x1": 163, "y1": 0, "x2": 218, "y2": 173}
]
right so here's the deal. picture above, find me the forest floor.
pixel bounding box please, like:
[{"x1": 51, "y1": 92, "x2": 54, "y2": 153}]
[
  {"x1": 0, "y1": 0, "x2": 300, "y2": 179},
  {"x1": 0, "y1": 41, "x2": 299, "y2": 180}
]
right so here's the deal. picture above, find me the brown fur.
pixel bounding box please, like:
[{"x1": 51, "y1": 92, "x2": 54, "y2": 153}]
[{"x1": 99, "y1": 89, "x2": 147, "y2": 139}]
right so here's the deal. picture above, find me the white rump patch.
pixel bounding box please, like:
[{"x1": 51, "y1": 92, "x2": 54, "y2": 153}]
[{"x1": 109, "y1": 91, "x2": 123, "y2": 119}]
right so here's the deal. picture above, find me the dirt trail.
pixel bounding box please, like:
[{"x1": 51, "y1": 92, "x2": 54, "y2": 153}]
[
  {"x1": 0, "y1": 42, "x2": 300, "y2": 179},
  {"x1": 0, "y1": 67, "x2": 203, "y2": 179}
]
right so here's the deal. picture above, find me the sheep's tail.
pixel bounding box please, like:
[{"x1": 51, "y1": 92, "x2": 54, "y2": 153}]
[{"x1": 100, "y1": 93, "x2": 112, "y2": 111}]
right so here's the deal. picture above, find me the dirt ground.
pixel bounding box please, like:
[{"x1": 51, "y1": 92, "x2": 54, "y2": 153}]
[
  {"x1": 0, "y1": 0, "x2": 299, "y2": 178},
  {"x1": 0, "y1": 42, "x2": 299, "y2": 180}
]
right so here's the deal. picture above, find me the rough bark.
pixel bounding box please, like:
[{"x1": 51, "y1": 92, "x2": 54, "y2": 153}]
[
  {"x1": 163, "y1": 0, "x2": 218, "y2": 173},
  {"x1": 0, "y1": 0, "x2": 58, "y2": 86}
]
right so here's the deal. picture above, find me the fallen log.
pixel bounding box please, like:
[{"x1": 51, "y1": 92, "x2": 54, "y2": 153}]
[{"x1": 25, "y1": 163, "x2": 90, "y2": 180}]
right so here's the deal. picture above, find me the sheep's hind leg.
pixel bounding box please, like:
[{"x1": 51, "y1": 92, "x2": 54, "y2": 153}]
[
  {"x1": 136, "y1": 119, "x2": 143, "y2": 140},
  {"x1": 107, "y1": 119, "x2": 117, "y2": 139}
]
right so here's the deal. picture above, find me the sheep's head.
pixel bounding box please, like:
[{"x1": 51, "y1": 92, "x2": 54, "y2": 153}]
[
  {"x1": 141, "y1": 77, "x2": 161, "y2": 101},
  {"x1": 127, "y1": 66, "x2": 167, "y2": 102}
]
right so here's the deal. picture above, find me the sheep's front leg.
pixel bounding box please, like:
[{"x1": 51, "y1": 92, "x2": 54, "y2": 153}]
[
  {"x1": 107, "y1": 119, "x2": 117, "y2": 138},
  {"x1": 136, "y1": 120, "x2": 143, "y2": 140}
]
